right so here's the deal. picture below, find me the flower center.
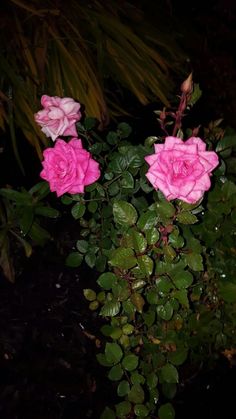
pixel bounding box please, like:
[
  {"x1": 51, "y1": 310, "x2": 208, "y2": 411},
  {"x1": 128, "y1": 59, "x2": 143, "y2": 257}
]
[{"x1": 172, "y1": 160, "x2": 191, "y2": 178}]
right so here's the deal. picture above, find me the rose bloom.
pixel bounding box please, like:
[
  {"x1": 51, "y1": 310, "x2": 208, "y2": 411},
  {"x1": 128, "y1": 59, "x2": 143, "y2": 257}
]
[
  {"x1": 145, "y1": 136, "x2": 219, "y2": 203},
  {"x1": 34, "y1": 95, "x2": 81, "y2": 141},
  {"x1": 40, "y1": 138, "x2": 100, "y2": 196}
]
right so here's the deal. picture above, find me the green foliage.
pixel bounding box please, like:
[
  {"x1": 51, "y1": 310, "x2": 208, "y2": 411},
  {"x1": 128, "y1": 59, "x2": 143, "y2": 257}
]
[
  {"x1": 29, "y1": 87, "x2": 236, "y2": 417},
  {"x1": 52, "y1": 110, "x2": 236, "y2": 417},
  {"x1": 0, "y1": 182, "x2": 59, "y2": 281}
]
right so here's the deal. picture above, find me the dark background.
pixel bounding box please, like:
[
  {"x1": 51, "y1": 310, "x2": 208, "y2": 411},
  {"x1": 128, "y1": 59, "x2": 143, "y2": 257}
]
[{"x1": 1, "y1": 1, "x2": 236, "y2": 418}]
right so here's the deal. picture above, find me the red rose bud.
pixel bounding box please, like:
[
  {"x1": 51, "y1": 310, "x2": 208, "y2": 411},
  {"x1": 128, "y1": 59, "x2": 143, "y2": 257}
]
[{"x1": 181, "y1": 73, "x2": 193, "y2": 95}]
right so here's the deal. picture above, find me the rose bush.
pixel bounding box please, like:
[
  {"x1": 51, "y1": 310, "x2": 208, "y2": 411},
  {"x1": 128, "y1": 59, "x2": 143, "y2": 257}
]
[
  {"x1": 34, "y1": 95, "x2": 81, "y2": 141},
  {"x1": 32, "y1": 78, "x2": 236, "y2": 419},
  {"x1": 145, "y1": 136, "x2": 219, "y2": 203},
  {"x1": 40, "y1": 138, "x2": 100, "y2": 197}
]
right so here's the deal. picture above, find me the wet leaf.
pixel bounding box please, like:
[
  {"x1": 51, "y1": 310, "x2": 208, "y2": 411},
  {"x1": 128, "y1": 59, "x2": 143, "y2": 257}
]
[
  {"x1": 110, "y1": 248, "x2": 137, "y2": 269},
  {"x1": 156, "y1": 301, "x2": 173, "y2": 320},
  {"x1": 117, "y1": 380, "x2": 130, "y2": 396},
  {"x1": 128, "y1": 384, "x2": 145, "y2": 404},
  {"x1": 113, "y1": 201, "x2": 138, "y2": 226},
  {"x1": 97, "y1": 272, "x2": 117, "y2": 290},
  {"x1": 122, "y1": 354, "x2": 139, "y2": 371},
  {"x1": 108, "y1": 364, "x2": 124, "y2": 381},
  {"x1": 158, "y1": 402, "x2": 175, "y2": 419},
  {"x1": 65, "y1": 252, "x2": 83, "y2": 267},
  {"x1": 105, "y1": 343, "x2": 123, "y2": 365},
  {"x1": 161, "y1": 363, "x2": 179, "y2": 383},
  {"x1": 100, "y1": 301, "x2": 121, "y2": 317}
]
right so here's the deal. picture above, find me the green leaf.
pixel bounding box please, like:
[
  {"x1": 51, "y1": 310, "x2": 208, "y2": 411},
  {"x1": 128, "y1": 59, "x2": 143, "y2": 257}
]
[
  {"x1": 162, "y1": 383, "x2": 177, "y2": 399},
  {"x1": 96, "y1": 254, "x2": 107, "y2": 272},
  {"x1": 109, "y1": 155, "x2": 128, "y2": 173},
  {"x1": 110, "y1": 248, "x2": 137, "y2": 270},
  {"x1": 140, "y1": 177, "x2": 154, "y2": 193},
  {"x1": 96, "y1": 353, "x2": 113, "y2": 367},
  {"x1": 185, "y1": 253, "x2": 203, "y2": 271},
  {"x1": 34, "y1": 206, "x2": 59, "y2": 218},
  {"x1": 100, "y1": 406, "x2": 116, "y2": 419},
  {"x1": 131, "y1": 231, "x2": 147, "y2": 253},
  {"x1": 219, "y1": 282, "x2": 236, "y2": 303},
  {"x1": 157, "y1": 302, "x2": 173, "y2": 320},
  {"x1": 76, "y1": 240, "x2": 89, "y2": 253},
  {"x1": 115, "y1": 401, "x2": 131, "y2": 417},
  {"x1": 122, "y1": 354, "x2": 139, "y2": 371},
  {"x1": 97, "y1": 272, "x2": 117, "y2": 290},
  {"x1": 156, "y1": 277, "x2": 173, "y2": 294},
  {"x1": 146, "y1": 227, "x2": 160, "y2": 245},
  {"x1": 137, "y1": 211, "x2": 158, "y2": 231},
  {"x1": 65, "y1": 252, "x2": 83, "y2": 267},
  {"x1": 105, "y1": 343, "x2": 123, "y2": 365},
  {"x1": 121, "y1": 171, "x2": 134, "y2": 189},
  {"x1": 117, "y1": 380, "x2": 130, "y2": 396},
  {"x1": 168, "y1": 229, "x2": 184, "y2": 248},
  {"x1": 108, "y1": 364, "x2": 124, "y2": 381},
  {"x1": 161, "y1": 363, "x2": 179, "y2": 383},
  {"x1": 173, "y1": 289, "x2": 189, "y2": 308},
  {"x1": 117, "y1": 122, "x2": 132, "y2": 138},
  {"x1": 142, "y1": 309, "x2": 156, "y2": 327},
  {"x1": 88, "y1": 201, "x2": 98, "y2": 213},
  {"x1": 61, "y1": 195, "x2": 73, "y2": 205},
  {"x1": 0, "y1": 188, "x2": 31, "y2": 203},
  {"x1": 100, "y1": 301, "x2": 121, "y2": 317},
  {"x1": 171, "y1": 270, "x2": 193, "y2": 289},
  {"x1": 15, "y1": 236, "x2": 32, "y2": 258},
  {"x1": 28, "y1": 222, "x2": 51, "y2": 246},
  {"x1": 89, "y1": 300, "x2": 99, "y2": 310},
  {"x1": 29, "y1": 181, "x2": 50, "y2": 200},
  {"x1": 84, "y1": 116, "x2": 97, "y2": 130},
  {"x1": 216, "y1": 134, "x2": 236, "y2": 152},
  {"x1": 177, "y1": 211, "x2": 198, "y2": 224},
  {"x1": 130, "y1": 293, "x2": 145, "y2": 313},
  {"x1": 155, "y1": 200, "x2": 175, "y2": 218},
  {"x1": 146, "y1": 372, "x2": 158, "y2": 389},
  {"x1": 163, "y1": 245, "x2": 176, "y2": 262},
  {"x1": 19, "y1": 207, "x2": 34, "y2": 235},
  {"x1": 128, "y1": 384, "x2": 145, "y2": 404},
  {"x1": 222, "y1": 180, "x2": 236, "y2": 200},
  {"x1": 189, "y1": 83, "x2": 202, "y2": 106},
  {"x1": 137, "y1": 255, "x2": 153, "y2": 277},
  {"x1": 85, "y1": 251, "x2": 96, "y2": 268},
  {"x1": 122, "y1": 324, "x2": 134, "y2": 335},
  {"x1": 107, "y1": 131, "x2": 118, "y2": 145},
  {"x1": 71, "y1": 203, "x2": 86, "y2": 219},
  {"x1": 113, "y1": 201, "x2": 138, "y2": 226},
  {"x1": 158, "y1": 403, "x2": 175, "y2": 419},
  {"x1": 146, "y1": 289, "x2": 159, "y2": 305},
  {"x1": 134, "y1": 404, "x2": 149, "y2": 417},
  {"x1": 131, "y1": 372, "x2": 145, "y2": 385},
  {"x1": 83, "y1": 288, "x2": 96, "y2": 301},
  {"x1": 168, "y1": 349, "x2": 188, "y2": 366},
  {"x1": 144, "y1": 136, "x2": 159, "y2": 147},
  {"x1": 108, "y1": 181, "x2": 120, "y2": 197},
  {"x1": 131, "y1": 279, "x2": 146, "y2": 291}
]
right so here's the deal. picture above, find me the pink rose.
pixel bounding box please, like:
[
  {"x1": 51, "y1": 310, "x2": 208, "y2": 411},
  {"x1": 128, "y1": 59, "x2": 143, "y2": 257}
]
[
  {"x1": 40, "y1": 138, "x2": 100, "y2": 197},
  {"x1": 145, "y1": 136, "x2": 219, "y2": 203},
  {"x1": 34, "y1": 95, "x2": 82, "y2": 141}
]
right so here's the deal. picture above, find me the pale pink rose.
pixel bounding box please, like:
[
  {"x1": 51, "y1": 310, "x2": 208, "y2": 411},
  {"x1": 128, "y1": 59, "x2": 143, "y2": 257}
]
[
  {"x1": 145, "y1": 136, "x2": 219, "y2": 203},
  {"x1": 34, "y1": 95, "x2": 81, "y2": 141},
  {"x1": 40, "y1": 138, "x2": 100, "y2": 197}
]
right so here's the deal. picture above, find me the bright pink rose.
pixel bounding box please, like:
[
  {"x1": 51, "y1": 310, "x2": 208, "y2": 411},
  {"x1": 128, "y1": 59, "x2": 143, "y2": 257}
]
[
  {"x1": 145, "y1": 136, "x2": 219, "y2": 203},
  {"x1": 40, "y1": 138, "x2": 100, "y2": 197},
  {"x1": 34, "y1": 95, "x2": 81, "y2": 141}
]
